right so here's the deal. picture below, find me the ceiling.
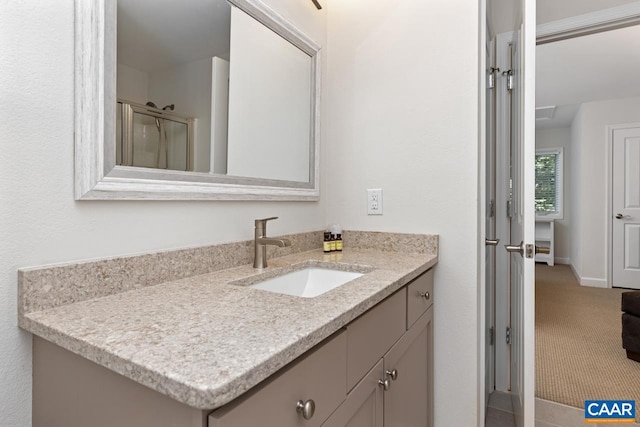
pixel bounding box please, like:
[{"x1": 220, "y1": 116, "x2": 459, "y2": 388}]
[
  {"x1": 536, "y1": 23, "x2": 640, "y2": 129},
  {"x1": 117, "y1": 0, "x2": 232, "y2": 73}
]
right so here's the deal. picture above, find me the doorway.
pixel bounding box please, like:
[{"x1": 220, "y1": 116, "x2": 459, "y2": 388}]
[
  {"x1": 484, "y1": 0, "x2": 538, "y2": 425},
  {"x1": 533, "y1": 5, "x2": 640, "y2": 423},
  {"x1": 486, "y1": 3, "x2": 640, "y2": 427}
]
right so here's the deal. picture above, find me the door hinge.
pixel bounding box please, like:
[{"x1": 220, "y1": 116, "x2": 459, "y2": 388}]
[
  {"x1": 506, "y1": 327, "x2": 511, "y2": 345},
  {"x1": 503, "y1": 69, "x2": 514, "y2": 91},
  {"x1": 525, "y1": 243, "x2": 534, "y2": 259},
  {"x1": 506, "y1": 200, "x2": 513, "y2": 218},
  {"x1": 488, "y1": 67, "x2": 500, "y2": 89},
  {"x1": 490, "y1": 327, "x2": 495, "y2": 346},
  {"x1": 488, "y1": 200, "x2": 495, "y2": 218}
]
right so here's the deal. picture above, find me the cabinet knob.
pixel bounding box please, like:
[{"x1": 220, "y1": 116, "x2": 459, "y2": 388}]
[
  {"x1": 419, "y1": 291, "x2": 430, "y2": 300},
  {"x1": 378, "y1": 378, "x2": 390, "y2": 391},
  {"x1": 296, "y1": 399, "x2": 315, "y2": 420},
  {"x1": 385, "y1": 368, "x2": 398, "y2": 381}
]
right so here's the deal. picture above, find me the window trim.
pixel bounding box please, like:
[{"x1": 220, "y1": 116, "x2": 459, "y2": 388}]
[{"x1": 535, "y1": 147, "x2": 564, "y2": 220}]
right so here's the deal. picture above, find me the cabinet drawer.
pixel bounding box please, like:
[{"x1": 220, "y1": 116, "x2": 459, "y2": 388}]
[
  {"x1": 406, "y1": 269, "x2": 433, "y2": 329},
  {"x1": 346, "y1": 289, "x2": 406, "y2": 391},
  {"x1": 209, "y1": 330, "x2": 347, "y2": 427}
]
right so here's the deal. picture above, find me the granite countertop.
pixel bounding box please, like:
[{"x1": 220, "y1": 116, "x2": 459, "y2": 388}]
[{"x1": 19, "y1": 247, "x2": 437, "y2": 411}]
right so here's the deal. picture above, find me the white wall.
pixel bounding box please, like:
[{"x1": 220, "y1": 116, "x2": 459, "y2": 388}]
[
  {"x1": 569, "y1": 96, "x2": 640, "y2": 287},
  {"x1": 325, "y1": 0, "x2": 480, "y2": 425},
  {"x1": 535, "y1": 127, "x2": 571, "y2": 263},
  {"x1": 116, "y1": 63, "x2": 149, "y2": 103},
  {"x1": 0, "y1": 1, "x2": 326, "y2": 425}
]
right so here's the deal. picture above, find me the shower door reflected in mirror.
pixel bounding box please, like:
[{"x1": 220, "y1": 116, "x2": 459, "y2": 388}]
[{"x1": 116, "y1": 101, "x2": 193, "y2": 171}]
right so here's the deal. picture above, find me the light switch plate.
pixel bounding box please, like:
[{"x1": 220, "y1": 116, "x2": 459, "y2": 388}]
[{"x1": 367, "y1": 189, "x2": 383, "y2": 215}]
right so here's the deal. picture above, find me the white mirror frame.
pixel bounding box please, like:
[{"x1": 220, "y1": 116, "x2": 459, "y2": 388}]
[{"x1": 75, "y1": 0, "x2": 321, "y2": 200}]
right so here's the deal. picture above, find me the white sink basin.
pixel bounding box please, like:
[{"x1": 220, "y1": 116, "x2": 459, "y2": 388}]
[{"x1": 248, "y1": 268, "x2": 364, "y2": 298}]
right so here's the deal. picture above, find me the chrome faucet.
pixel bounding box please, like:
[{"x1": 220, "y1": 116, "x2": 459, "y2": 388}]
[{"x1": 253, "y1": 217, "x2": 291, "y2": 268}]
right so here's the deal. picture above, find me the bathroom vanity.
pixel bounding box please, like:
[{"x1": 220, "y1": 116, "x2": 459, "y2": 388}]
[
  {"x1": 211, "y1": 269, "x2": 433, "y2": 427},
  {"x1": 19, "y1": 231, "x2": 437, "y2": 427}
]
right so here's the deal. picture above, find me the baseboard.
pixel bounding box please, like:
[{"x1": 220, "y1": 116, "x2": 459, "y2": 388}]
[
  {"x1": 569, "y1": 263, "x2": 609, "y2": 288},
  {"x1": 555, "y1": 257, "x2": 570, "y2": 265},
  {"x1": 579, "y1": 277, "x2": 608, "y2": 288}
]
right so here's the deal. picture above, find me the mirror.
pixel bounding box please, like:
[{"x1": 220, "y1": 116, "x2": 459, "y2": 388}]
[{"x1": 75, "y1": 0, "x2": 321, "y2": 200}]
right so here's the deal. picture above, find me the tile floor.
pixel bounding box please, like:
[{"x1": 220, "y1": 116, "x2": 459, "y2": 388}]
[
  {"x1": 485, "y1": 392, "x2": 640, "y2": 427},
  {"x1": 486, "y1": 391, "x2": 515, "y2": 427}
]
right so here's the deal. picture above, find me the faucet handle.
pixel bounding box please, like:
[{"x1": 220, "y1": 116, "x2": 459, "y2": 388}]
[{"x1": 255, "y1": 217, "x2": 278, "y2": 226}]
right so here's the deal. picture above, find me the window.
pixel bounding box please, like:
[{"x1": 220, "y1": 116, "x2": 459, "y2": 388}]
[{"x1": 535, "y1": 148, "x2": 563, "y2": 219}]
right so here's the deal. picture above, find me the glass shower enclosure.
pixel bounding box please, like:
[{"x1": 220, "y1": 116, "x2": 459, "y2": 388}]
[{"x1": 116, "y1": 101, "x2": 195, "y2": 171}]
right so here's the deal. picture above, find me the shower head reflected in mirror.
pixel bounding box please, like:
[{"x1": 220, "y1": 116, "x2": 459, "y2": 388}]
[{"x1": 145, "y1": 102, "x2": 175, "y2": 112}]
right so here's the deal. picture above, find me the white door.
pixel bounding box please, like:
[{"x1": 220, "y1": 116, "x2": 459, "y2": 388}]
[
  {"x1": 504, "y1": 0, "x2": 536, "y2": 426},
  {"x1": 613, "y1": 126, "x2": 640, "y2": 289}
]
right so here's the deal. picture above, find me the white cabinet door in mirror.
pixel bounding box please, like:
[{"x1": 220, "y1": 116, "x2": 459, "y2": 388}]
[{"x1": 227, "y1": 6, "x2": 312, "y2": 183}]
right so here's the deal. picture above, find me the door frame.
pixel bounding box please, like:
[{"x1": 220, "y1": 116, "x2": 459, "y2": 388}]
[
  {"x1": 494, "y1": 30, "x2": 513, "y2": 394},
  {"x1": 484, "y1": 31, "x2": 497, "y2": 408},
  {"x1": 608, "y1": 122, "x2": 640, "y2": 288},
  {"x1": 478, "y1": 1, "x2": 488, "y2": 425},
  {"x1": 536, "y1": 2, "x2": 640, "y2": 44},
  {"x1": 487, "y1": 4, "x2": 640, "y2": 401},
  {"x1": 520, "y1": 1, "x2": 537, "y2": 423}
]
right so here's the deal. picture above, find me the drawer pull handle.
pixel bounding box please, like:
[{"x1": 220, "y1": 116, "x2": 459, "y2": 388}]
[
  {"x1": 385, "y1": 368, "x2": 398, "y2": 381},
  {"x1": 296, "y1": 399, "x2": 316, "y2": 420},
  {"x1": 378, "y1": 378, "x2": 390, "y2": 391},
  {"x1": 419, "y1": 291, "x2": 430, "y2": 300}
]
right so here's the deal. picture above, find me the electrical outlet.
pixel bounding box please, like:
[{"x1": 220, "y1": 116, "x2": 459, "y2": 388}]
[{"x1": 367, "y1": 189, "x2": 383, "y2": 215}]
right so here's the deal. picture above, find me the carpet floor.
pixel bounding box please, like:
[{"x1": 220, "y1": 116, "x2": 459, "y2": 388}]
[{"x1": 535, "y1": 264, "x2": 640, "y2": 421}]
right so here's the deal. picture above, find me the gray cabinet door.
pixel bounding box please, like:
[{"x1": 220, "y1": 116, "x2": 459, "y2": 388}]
[
  {"x1": 321, "y1": 359, "x2": 384, "y2": 427},
  {"x1": 209, "y1": 330, "x2": 347, "y2": 427},
  {"x1": 383, "y1": 307, "x2": 433, "y2": 427},
  {"x1": 346, "y1": 288, "x2": 406, "y2": 391}
]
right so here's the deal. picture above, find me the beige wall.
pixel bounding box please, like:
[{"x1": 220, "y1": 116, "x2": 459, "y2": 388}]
[{"x1": 325, "y1": 0, "x2": 481, "y2": 425}]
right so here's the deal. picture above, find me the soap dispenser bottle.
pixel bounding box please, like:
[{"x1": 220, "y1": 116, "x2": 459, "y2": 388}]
[{"x1": 323, "y1": 231, "x2": 331, "y2": 253}]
